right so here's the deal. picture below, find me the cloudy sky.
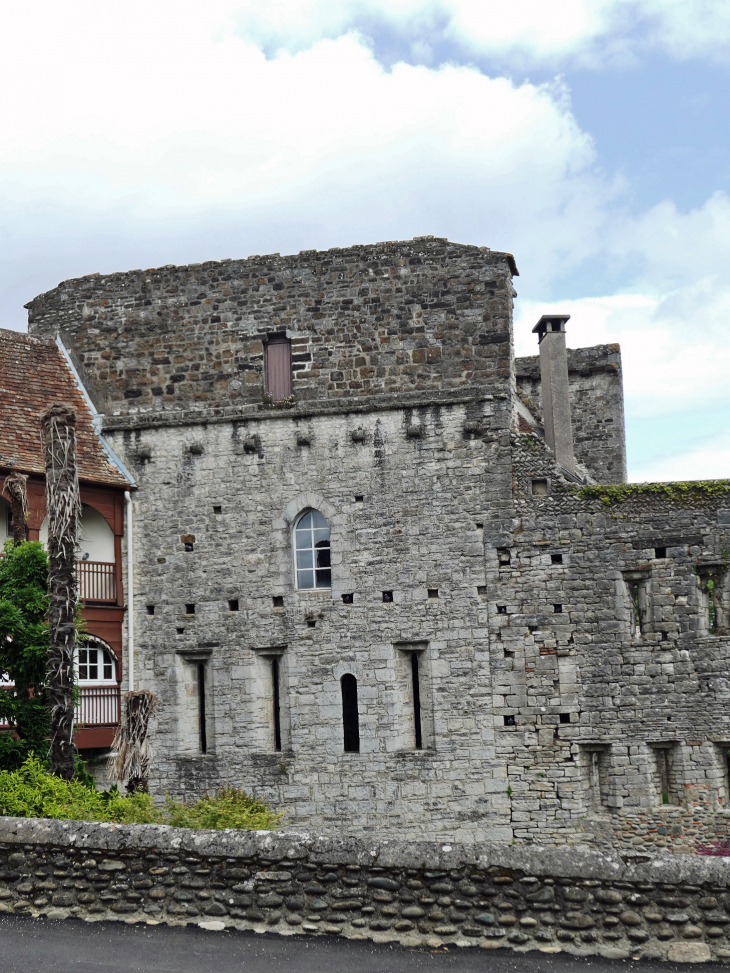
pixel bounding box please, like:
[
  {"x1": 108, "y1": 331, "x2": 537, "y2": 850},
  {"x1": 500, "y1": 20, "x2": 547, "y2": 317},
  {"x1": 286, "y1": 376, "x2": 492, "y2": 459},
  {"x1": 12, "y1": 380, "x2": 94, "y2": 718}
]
[{"x1": 1, "y1": 0, "x2": 729, "y2": 481}]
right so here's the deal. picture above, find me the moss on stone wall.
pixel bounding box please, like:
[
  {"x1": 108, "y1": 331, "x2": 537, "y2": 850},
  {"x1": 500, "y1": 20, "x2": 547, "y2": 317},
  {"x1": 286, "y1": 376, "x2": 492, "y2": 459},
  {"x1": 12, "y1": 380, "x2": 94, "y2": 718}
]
[{"x1": 576, "y1": 480, "x2": 730, "y2": 506}]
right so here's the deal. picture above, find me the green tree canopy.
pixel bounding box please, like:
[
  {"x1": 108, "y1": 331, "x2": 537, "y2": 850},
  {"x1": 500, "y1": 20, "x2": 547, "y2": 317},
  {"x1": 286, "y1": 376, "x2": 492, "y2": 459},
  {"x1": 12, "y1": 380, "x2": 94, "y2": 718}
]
[{"x1": 0, "y1": 540, "x2": 50, "y2": 769}]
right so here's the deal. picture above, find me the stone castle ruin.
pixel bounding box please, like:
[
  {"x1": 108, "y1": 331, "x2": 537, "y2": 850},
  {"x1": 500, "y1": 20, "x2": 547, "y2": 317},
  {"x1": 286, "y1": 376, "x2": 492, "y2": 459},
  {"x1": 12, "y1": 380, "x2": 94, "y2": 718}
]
[{"x1": 25, "y1": 236, "x2": 730, "y2": 850}]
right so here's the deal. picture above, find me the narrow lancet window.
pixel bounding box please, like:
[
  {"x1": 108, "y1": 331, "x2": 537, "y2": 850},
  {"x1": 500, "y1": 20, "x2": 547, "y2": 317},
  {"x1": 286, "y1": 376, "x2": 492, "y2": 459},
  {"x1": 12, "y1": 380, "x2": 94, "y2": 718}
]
[
  {"x1": 411, "y1": 652, "x2": 422, "y2": 750},
  {"x1": 294, "y1": 510, "x2": 331, "y2": 589},
  {"x1": 272, "y1": 657, "x2": 282, "y2": 752},
  {"x1": 197, "y1": 663, "x2": 207, "y2": 755},
  {"x1": 341, "y1": 674, "x2": 360, "y2": 753}
]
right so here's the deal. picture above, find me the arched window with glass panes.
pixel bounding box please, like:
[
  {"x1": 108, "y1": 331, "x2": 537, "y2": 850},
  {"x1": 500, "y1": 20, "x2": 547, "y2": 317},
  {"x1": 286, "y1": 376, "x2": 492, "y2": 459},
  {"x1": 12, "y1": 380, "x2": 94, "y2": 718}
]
[
  {"x1": 294, "y1": 510, "x2": 331, "y2": 589},
  {"x1": 76, "y1": 638, "x2": 117, "y2": 684}
]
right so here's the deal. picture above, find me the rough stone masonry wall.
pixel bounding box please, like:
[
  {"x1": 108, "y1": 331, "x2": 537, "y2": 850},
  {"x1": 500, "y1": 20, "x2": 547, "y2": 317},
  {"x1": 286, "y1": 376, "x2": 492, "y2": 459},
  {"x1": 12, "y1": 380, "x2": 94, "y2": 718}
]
[
  {"x1": 2, "y1": 817, "x2": 730, "y2": 964},
  {"x1": 487, "y1": 433, "x2": 730, "y2": 847},
  {"x1": 515, "y1": 344, "x2": 627, "y2": 484},
  {"x1": 103, "y1": 396, "x2": 513, "y2": 843},
  {"x1": 26, "y1": 238, "x2": 516, "y2": 417}
]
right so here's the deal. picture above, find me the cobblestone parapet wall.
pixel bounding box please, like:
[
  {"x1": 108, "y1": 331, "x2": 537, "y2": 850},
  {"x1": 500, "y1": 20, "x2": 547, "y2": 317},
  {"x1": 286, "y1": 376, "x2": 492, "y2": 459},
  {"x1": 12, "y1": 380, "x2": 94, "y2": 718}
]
[{"x1": 1, "y1": 817, "x2": 729, "y2": 963}]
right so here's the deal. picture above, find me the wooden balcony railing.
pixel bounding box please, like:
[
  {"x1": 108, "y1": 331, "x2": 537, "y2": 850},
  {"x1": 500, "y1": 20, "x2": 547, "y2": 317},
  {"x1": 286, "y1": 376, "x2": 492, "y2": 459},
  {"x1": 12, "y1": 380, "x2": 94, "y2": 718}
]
[
  {"x1": 1, "y1": 685, "x2": 121, "y2": 729},
  {"x1": 75, "y1": 684, "x2": 121, "y2": 727},
  {"x1": 0, "y1": 555, "x2": 118, "y2": 604},
  {"x1": 75, "y1": 560, "x2": 116, "y2": 603}
]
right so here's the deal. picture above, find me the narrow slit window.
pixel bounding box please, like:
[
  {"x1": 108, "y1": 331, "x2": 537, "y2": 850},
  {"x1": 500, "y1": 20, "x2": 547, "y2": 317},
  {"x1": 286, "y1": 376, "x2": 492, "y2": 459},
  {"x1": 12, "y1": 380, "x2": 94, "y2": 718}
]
[
  {"x1": 294, "y1": 510, "x2": 331, "y2": 589},
  {"x1": 197, "y1": 663, "x2": 207, "y2": 755},
  {"x1": 272, "y1": 657, "x2": 282, "y2": 752},
  {"x1": 624, "y1": 576, "x2": 650, "y2": 638},
  {"x1": 341, "y1": 674, "x2": 360, "y2": 753},
  {"x1": 411, "y1": 652, "x2": 423, "y2": 750},
  {"x1": 265, "y1": 336, "x2": 292, "y2": 401}
]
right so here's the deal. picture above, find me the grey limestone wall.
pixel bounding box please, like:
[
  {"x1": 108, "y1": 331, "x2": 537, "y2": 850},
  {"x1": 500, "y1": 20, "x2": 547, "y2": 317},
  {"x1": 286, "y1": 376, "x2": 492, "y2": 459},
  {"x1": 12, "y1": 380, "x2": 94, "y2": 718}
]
[
  {"x1": 105, "y1": 395, "x2": 513, "y2": 842},
  {"x1": 516, "y1": 344, "x2": 627, "y2": 484},
  {"x1": 2, "y1": 816, "x2": 730, "y2": 963}
]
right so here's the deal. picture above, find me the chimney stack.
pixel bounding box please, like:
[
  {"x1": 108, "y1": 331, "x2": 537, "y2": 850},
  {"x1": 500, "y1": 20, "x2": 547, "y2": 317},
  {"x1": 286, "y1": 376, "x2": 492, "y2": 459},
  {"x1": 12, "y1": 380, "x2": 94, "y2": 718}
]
[{"x1": 532, "y1": 314, "x2": 575, "y2": 473}]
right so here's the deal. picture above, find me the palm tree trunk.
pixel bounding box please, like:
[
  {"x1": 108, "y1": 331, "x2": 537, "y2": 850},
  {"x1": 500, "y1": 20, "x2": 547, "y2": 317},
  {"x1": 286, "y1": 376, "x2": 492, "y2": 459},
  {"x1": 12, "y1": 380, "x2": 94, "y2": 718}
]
[
  {"x1": 40, "y1": 403, "x2": 81, "y2": 780},
  {"x1": 2, "y1": 472, "x2": 29, "y2": 545}
]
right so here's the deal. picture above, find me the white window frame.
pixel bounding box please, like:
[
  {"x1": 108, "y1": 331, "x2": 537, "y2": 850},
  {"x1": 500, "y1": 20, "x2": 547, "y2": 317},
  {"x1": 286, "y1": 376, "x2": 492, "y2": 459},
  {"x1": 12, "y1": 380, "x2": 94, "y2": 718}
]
[
  {"x1": 75, "y1": 636, "x2": 118, "y2": 686},
  {"x1": 293, "y1": 509, "x2": 331, "y2": 590}
]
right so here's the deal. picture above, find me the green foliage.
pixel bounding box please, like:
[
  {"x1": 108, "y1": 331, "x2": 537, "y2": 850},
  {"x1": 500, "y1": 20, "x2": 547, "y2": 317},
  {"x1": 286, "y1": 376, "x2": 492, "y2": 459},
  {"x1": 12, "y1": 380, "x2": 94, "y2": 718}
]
[
  {"x1": 0, "y1": 756, "x2": 283, "y2": 831},
  {"x1": 0, "y1": 756, "x2": 158, "y2": 823},
  {"x1": 0, "y1": 541, "x2": 50, "y2": 769},
  {"x1": 162, "y1": 786, "x2": 284, "y2": 831},
  {"x1": 576, "y1": 480, "x2": 730, "y2": 507}
]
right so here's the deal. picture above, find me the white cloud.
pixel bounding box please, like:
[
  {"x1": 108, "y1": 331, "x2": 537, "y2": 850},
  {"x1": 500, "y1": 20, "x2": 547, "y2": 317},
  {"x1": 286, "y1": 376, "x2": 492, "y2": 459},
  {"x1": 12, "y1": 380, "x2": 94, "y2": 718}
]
[
  {"x1": 0, "y1": 15, "x2": 607, "y2": 321},
  {"x1": 221, "y1": 0, "x2": 730, "y2": 66}
]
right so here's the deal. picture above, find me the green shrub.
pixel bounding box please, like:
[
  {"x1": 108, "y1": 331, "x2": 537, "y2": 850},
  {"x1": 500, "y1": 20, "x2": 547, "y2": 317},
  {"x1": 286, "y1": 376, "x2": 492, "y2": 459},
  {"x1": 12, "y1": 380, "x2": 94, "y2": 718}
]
[
  {"x1": 0, "y1": 756, "x2": 282, "y2": 831},
  {"x1": 0, "y1": 756, "x2": 159, "y2": 823},
  {"x1": 163, "y1": 786, "x2": 284, "y2": 831}
]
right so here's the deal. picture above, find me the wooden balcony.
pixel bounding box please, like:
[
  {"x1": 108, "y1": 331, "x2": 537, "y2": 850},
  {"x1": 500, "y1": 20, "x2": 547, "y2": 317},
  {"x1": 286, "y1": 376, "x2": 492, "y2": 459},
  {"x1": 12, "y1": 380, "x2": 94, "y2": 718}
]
[
  {"x1": 1, "y1": 684, "x2": 121, "y2": 749},
  {"x1": 75, "y1": 560, "x2": 116, "y2": 603}
]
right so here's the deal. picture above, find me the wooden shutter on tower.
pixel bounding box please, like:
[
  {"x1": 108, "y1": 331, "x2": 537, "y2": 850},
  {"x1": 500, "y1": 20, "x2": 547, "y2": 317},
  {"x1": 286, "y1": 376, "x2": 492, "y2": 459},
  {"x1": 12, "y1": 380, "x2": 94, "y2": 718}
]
[{"x1": 265, "y1": 338, "x2": 292, "y2": 401}]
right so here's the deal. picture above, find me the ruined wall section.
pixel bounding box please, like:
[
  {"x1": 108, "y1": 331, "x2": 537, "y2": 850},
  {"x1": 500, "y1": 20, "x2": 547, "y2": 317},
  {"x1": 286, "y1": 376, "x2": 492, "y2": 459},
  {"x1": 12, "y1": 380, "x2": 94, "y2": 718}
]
[
  {"x1": 105, "y1": 393, "x2": 513, "y2": 843},
  {"x1": 515, "y1": 345, "x2": 626, "y2": 484},
  {"x1": 489, "y1": 435, "x2": 730, "y2": 845},
  {"x1": 26, "y1": 239, "x2": 516, "y2": 418}
]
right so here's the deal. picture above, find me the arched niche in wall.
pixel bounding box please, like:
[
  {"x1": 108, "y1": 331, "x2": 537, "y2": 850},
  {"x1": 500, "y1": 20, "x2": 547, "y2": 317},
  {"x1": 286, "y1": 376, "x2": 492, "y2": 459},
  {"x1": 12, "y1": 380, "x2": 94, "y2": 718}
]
[{"x1": 40, "y1": 503, "x2": 115, "y2": 563}]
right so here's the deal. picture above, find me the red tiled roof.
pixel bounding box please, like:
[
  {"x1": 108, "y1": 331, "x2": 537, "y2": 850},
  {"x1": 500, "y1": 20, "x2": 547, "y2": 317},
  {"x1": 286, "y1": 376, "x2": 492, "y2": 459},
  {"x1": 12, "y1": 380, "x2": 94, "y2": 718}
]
[{"x1": 0, "y1": 329, "x2": 130, "y2": 487}]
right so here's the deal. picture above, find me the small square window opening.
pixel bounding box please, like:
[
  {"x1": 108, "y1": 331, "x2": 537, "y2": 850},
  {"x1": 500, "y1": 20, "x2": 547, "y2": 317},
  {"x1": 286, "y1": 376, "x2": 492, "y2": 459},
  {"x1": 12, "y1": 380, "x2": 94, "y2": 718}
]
[
  {"x1": 146, "y1": 605, "x2": 155, "y2": 616},
  {"x1": 427, "y1": 589, "x2": 439, "y2": 600},
  {"x1": 342, "y1": 593, "x2": 354, "y2": 605},
  {"x1": 532, "y1": 478, "x2": 549, "y2": 496},
  {"x1": 559, "y1": 713, "x2": 571, "y2": 724},
  {"x1": 497, "y1": 605, "x2": 508, "y2": 615},
  {"x1": 176, "y1": 627, "x2": 185, "y2": 635},
  {"x1": 551, "y1": 553, "x2": 563, "y2": 565},
  {"x1": 185, "y1": 604, "x2": 195, "y2": 615},
  {"x1": 382, "y1": 590, "x2": 394, "y2": 603},
  {"x1": 354, "y1": 495, "x2": 364, "y2": 503},
  {"x1": 306, "y1": 619, "x2": 316, "y2": 628},
  {"x1": 213, "y1": 505, "x2": 222, "y2": 515},
  {"x1": 184, "y1": 542, "x2": 194, "y2": 552},
  {"x1": 553, "y1": 604, "x2": 563, "y2": 614},
  {"x1": 476, "y1": 522, "x2": 484, "y2": 529},
  {"x1": 655, "y1": 546, "x2": 667, "y2": 559},
  {"x1": 477, "y1": 585, "x2": 487, "y2": 597},
  {"x1": 503, "y1": 715, "x2": 516, "y2": 727},
  {"x1": 272, "y1": 595, "x2": 284, "y2": 608},
  {"x1": 228, "y1": 599, "x2": 239, "y2": 612}
]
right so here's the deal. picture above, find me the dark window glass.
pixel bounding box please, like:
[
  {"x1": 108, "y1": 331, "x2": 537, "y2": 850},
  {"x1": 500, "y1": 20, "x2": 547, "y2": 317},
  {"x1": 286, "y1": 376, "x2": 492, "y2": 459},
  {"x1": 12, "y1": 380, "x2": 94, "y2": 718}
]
[{"x1": 341, "y1": 674, "x2": 360, "y2": 753}]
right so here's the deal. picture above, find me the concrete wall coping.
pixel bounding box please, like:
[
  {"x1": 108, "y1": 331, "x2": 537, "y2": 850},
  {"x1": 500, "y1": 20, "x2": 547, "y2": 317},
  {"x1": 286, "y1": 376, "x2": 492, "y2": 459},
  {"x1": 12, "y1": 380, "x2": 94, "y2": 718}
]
[{"x1": 3, "y1": 816, "x2": 730, "y2": 886}]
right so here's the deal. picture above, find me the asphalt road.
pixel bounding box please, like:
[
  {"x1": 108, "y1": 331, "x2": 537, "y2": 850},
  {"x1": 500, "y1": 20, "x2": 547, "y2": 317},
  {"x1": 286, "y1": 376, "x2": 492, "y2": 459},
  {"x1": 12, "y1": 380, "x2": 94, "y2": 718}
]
[{"x1": 0, "y1": 916, "x2": 724, "y2": 973}]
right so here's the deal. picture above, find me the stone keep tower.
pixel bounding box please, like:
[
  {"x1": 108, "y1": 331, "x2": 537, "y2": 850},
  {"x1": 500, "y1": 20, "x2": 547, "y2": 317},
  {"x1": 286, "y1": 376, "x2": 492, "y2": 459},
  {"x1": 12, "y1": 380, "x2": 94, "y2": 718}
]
[{"x1": 27, "y1": 237, "x2": 730, "y2": 849}]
